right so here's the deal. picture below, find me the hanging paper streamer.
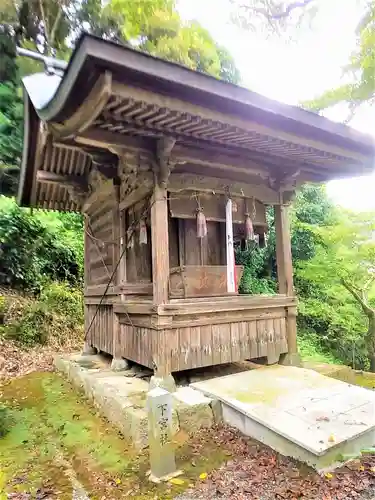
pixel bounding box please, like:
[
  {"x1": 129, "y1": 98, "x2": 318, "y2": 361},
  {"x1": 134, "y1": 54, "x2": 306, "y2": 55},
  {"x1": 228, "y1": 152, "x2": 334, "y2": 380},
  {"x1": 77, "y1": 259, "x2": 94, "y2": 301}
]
[
  {"x1": 244, "y1": 197, "x2": 257, "y2": 242},
  {"x1": 139, "y1": 218, "x2": 148, "y2": 245},
  {"x1": 196, "y1": 209, "x2": 207, "y2": 238},
  {"x1": 127, "y1": 227, "x2": 134, "y2": 249},
  {"x1": 195, "y1": 194, "x2": 207, "y2": 238},
  {"x1": 226, "y1": 198, "x2": 235, "y2": 293}
]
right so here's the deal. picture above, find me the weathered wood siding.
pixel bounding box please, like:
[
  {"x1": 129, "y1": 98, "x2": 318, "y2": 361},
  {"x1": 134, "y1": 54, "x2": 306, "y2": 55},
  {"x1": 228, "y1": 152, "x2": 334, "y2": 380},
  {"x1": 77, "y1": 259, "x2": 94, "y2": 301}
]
[
  {"x1": 85, "y1": 303, "x2": 114, "y2": 354},
  {"x1": 86, "y1": 196, "x2": 117, "y2": 287},
  {"x1": 161, "y1": 316, "x2": 288, "y2": 371},
  {"x1": 125, "y1": 199, "x2": 152, "y2": 283},
  {"x1": 115, "y1": 305, "x2": 289, "y2": 371}
]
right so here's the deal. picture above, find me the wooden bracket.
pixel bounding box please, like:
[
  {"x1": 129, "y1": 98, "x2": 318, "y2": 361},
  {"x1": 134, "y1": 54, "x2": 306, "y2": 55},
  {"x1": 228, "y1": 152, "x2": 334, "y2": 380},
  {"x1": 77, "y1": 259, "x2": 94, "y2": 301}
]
[
  {"x1": 268, "y1": 168, "x2": 301, "y2": 192},
  {"x1": 67, "y1": 184, "x2": 89, "y2": 206},
  {"x1": 155, "y1": 136, "x2": 176, "y2": 187},
  {"x1": 110, "y1": 146, "x2": 154, "y2": 203}
]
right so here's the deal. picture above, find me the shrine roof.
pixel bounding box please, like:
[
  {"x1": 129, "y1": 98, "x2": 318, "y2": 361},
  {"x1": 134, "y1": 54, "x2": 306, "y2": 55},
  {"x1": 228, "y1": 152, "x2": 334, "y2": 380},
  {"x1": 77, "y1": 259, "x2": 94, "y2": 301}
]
[{"x1": 18, "y1": 33, "x2": 375, "y2": 211}]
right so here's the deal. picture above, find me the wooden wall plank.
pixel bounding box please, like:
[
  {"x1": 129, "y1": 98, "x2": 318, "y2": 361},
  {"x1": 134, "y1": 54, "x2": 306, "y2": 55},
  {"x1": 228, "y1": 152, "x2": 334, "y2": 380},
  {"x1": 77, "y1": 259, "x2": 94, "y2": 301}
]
[
  {"x1": 200, "y1": 325, "x2": 213, "y2": 367},
  {"x1": 190, "y1": 325, "x2": 201, "y2": 368},
  {"x1": 280, "y1": 317, "x2": 288, "y2": 353},
  {"x1": 257, "y1": 319, "x2": 267, "y2": 357},
  {"x1": 231, "y1": 322, "x2": 241, "y2": 362},
  {"x1": 212, "y1": 324, "x2": 222, "y2": 365},
  {"x1": 249, "y1": 320, "x2": 258, "y2": 359},
  {"x1": 239, "y1": 321, "x2": 249, "y2": 360},
  {"x1": 220, "y1": 324, "x2": 231, "y2": 364},
  {"x1": 266, "y1": 318, "x2": 277, "y2": 364}
]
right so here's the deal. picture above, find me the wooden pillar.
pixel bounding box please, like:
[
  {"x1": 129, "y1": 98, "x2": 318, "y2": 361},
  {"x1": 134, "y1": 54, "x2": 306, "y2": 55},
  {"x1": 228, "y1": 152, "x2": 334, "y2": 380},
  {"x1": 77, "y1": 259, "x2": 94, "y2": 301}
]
[
  {"x1": 83, "y1": 215, "x2": 90, "y2": 292},
  {"x1": 151, "y1": 183, "x2": 169, "y2": 306},
  {"x1": 274, "y1": 204, "x2": 293, "y2": 296},
  {"x1": 112, "y1": 184, "x2": 121, "y2": 286},
  {"x1": 274, "y1": 204, "x2": 301, "y2": 365}
]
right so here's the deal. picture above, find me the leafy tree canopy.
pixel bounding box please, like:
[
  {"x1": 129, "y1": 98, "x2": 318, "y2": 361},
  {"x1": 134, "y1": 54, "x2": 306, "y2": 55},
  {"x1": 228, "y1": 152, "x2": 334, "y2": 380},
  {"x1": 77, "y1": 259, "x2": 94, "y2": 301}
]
[
  {"x1": 0, "y1": 0, "x2": 242, "y2": 196},
  {"x1": 302, "y1": 1, "x2": 375, "y2": 119}
]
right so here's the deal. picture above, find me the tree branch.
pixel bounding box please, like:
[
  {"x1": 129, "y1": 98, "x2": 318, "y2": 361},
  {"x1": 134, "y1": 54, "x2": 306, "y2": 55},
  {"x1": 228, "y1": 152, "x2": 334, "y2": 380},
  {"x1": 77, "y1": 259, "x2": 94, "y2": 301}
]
[
  {"x1": 341, "y1": 279, "x2": 373, "y2": 316},
  {"x1": 39, "y1": 0, "x2": 49, "y2": 46},
  {"x1": 241, "y1": 0, "x2": 315, "y2": 20},
  {"x1": 50, "y1": 6, "x2": 63, "y2": 49},
  {"x1": 364, "y1": 275, "x2": 375, "y2": 292}
]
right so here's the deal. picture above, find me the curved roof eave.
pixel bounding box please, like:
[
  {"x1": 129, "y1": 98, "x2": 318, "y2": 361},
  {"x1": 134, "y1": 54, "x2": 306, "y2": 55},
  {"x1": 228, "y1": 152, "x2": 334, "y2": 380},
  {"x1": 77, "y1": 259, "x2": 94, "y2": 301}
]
[{"x1": 23, "y1": 33, "x2": 375, "y2": 155}]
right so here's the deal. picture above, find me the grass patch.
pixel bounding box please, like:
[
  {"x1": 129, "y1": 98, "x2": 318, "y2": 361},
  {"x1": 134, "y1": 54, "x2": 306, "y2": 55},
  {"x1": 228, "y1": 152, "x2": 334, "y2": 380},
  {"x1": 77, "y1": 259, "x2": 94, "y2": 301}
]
[{"x1": 0, "y1": 372, "x2": 231, "y2": 499}]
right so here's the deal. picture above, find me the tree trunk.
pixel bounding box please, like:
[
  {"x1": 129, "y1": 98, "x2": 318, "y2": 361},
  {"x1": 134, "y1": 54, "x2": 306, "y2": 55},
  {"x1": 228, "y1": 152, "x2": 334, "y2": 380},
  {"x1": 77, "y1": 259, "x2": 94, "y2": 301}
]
[
  {"x1": 341, "y1": 280, "x2": 375, "y2": 372},
  {"x1": 367, "y1": 312, "x2": 375, "y2": 373}
]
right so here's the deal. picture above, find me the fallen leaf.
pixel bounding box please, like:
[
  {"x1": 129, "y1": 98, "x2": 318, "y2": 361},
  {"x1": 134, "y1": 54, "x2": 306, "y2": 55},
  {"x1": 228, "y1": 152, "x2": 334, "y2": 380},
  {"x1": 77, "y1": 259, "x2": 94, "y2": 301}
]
[
  {"x1": 115, "y1": 478, "x2": 121, "y2": 485},
  {"x1": 325, "y1": 473, "x2": 333, "y2": 480},
  {"x1": 358, "y1": 465, "x2": 365, "y2": 472},
  {"x1": 199, "y1": 473, "x2": 208, "y2": 480},
  {"x1": 169, "y1": 478, "x2": 185, "y2": 486},
  {"x1": 328, "y1": 434, "x2": 335, "y2": 443}
]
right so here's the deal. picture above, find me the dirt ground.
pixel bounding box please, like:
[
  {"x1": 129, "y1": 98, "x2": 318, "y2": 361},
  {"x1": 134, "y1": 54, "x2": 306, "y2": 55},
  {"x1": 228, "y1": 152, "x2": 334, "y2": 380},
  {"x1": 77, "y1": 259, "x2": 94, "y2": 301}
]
[
  {"x1": 176, "y1": 427, "x2": 375, "y2": 500},
  {"x1": 0, "y1": 341, "x2": 375, "y2": 500}
]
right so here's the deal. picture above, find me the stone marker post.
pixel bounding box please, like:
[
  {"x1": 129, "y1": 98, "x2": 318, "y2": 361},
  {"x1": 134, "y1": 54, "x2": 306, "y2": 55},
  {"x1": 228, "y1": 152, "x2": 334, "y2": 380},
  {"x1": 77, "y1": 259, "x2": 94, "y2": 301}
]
[{"x1": 147, "y1": 387, "x2": 181, "y2": 482}]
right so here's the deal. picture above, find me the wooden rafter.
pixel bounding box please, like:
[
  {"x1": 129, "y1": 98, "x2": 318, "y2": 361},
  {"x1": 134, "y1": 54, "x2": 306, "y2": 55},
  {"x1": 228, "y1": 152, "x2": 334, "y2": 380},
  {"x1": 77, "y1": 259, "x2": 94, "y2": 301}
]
[{"x1": 108, "y1": 81, "x2": 368, "y2": 164}]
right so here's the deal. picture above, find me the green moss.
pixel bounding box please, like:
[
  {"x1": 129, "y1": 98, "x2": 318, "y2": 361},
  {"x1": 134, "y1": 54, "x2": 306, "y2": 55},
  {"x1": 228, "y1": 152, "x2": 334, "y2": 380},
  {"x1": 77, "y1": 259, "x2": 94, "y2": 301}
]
[
  {"x1": 233, "y1": 387, "x2": 282, "y2": 404},
  {"x1": 332, "y1": 371, "x2": 375, "y2": 390},
  {"x1": 0, "y1": 372, "x2": 232, "y2": 499}
]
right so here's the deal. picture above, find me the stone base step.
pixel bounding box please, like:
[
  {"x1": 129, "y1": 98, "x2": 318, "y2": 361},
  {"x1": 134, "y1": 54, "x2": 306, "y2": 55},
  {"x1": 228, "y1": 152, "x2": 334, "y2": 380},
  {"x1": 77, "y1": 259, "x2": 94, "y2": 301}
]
[
  {"x1": 191, "y1": 365, "x2": 375, "y2": 472},
  {"x1": 54, "y1": 353, "x2": 218, "y2": 449}
]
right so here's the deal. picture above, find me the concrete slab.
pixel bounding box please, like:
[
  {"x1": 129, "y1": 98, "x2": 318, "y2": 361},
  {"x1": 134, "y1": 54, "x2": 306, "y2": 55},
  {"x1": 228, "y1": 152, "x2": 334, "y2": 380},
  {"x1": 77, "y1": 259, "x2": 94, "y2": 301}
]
[
  {"x1": 191, "y1": 365, "x2": 375, "y2": 471},
  {"x1": 303, "y1": 361, "x2": 351, "y2": 379},
  {"x1": 54, "y1": 353, "x2": 218, "y2": 449}
]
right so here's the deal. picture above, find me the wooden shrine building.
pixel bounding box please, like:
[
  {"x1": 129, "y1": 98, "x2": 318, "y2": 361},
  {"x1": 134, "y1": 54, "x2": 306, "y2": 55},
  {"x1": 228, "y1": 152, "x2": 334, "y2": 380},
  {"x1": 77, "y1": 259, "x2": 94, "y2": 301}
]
[{"x1": 18, "y1": 34, "x2": 375, "y2": 376}]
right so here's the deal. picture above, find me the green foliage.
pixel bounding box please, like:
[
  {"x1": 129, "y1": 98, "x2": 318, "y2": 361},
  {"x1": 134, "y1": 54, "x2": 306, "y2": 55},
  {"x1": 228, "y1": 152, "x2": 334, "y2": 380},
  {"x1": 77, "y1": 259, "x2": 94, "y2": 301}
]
[
  {"x1": 0, "y1": 404, "x2": 11, "y2": 438},
  {"x1": 294, "y1": 198, "x2": 375, "y2": 369},
  {"x1": 235, "y1": 183, "x2": 375, "y2": 369},
  {"x1": 40, "y1": 282, "x2": 83, "y2": 319},
  {"x1": 236, "y1": 241, "x2": 276, "y2": 294},
  {"x1": 297, "y1": 329, "x2": 343, "y2": 365},
  {"x1": 105, "y1": 0, "x2": 241, "y2": 83},
  {"x1": 303, "y1": 2, "x2": 375, "y2": 115},
  {"x1": 0, "y1": 25, "x2": 17, "y2": 84},
  {"x1": 0, "y1": 83, "x2": 23, "y2": 196},
  {"x1": 2, "y1": 282, "x2": 83, "y2": 347},
  {"x1": 0, "y1": 197, "x2": 83, "y2": 292}
]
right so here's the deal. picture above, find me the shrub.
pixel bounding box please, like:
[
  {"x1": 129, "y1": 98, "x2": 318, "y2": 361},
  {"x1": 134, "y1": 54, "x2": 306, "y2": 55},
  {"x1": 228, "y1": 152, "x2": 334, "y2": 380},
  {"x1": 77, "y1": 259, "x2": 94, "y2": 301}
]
[
  {"x1": 297, "y1": 294, "x2": 368, "y2": 369},
  {"x1": 0, "y1": 404, "x2": 11, "y2": 437},
  {"x1": 0, "y1": 197, "x2": 83, "y2": 292},
  {"x1": 40, "y1": 282, "x2": 83, "y2": 320},
  {"x1": 3, "y1": 282, "x2": 84, "y2": 347},
  {"x1": 236, "y1": 239, "x2": 277, "y2": 295}
]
